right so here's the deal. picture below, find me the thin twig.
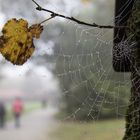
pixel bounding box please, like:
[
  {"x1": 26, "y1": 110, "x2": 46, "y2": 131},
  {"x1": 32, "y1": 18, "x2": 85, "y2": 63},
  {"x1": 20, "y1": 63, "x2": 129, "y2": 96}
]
[
  {"x1": 39, "y1": 16, "x2": 55, "y2": 24},
  {"x1": 32, "y1": 0, "x2": 126, "y2": 29}
]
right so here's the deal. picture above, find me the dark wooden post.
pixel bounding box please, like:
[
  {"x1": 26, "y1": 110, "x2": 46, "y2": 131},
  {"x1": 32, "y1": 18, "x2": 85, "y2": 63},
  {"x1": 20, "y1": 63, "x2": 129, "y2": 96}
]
[
  {"x1": 113, "y1": 0, "x2": 134, "y2": 72},
  {"x1": 113, "y1": 0, "x2": 140, "y2": 139}
]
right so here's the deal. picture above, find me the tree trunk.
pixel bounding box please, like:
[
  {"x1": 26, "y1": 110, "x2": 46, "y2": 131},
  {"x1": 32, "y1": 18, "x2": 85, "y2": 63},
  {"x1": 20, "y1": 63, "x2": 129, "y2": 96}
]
[{"x1": 123, "y1": 46, "x2": 140, "y2": 140}]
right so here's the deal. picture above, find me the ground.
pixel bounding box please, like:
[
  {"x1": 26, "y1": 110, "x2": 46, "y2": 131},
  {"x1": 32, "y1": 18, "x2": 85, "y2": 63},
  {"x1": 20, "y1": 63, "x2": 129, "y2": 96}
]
[
  {"x1": 0, "y1": 107, "x2": 58, "y2": 140},
  {"x1": 51, "y1": 119, "x2": 125, "y2": 140},
  {"x1": 0, "y1": 107, "x2": 125, "y2": 140}
]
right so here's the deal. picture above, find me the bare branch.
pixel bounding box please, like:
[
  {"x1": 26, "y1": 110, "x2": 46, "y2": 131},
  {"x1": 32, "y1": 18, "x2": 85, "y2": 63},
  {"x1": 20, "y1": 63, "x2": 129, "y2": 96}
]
[{"x1": 32, "y1": 0, "x2": 126, "y2": 29}]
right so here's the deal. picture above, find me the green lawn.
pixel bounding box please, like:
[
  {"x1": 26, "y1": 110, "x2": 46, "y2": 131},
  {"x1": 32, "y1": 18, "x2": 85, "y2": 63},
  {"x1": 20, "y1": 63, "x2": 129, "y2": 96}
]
[
  {"x1": 6, "y1": 101, "x2": 42, "y2": 120},
  {"x1": 51, "y1": 119, "x2": 125, "y2": 140}
]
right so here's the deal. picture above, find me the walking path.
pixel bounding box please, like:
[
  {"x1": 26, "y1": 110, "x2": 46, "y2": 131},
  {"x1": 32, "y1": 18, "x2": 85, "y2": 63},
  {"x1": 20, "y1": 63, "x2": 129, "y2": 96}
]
[{"x1": 0, "y1": 107, "x2": 58, "y2": 140}]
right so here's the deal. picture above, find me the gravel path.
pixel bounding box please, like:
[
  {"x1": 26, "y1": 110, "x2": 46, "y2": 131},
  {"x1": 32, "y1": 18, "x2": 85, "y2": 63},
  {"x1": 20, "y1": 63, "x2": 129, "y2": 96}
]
[{"x1": 0, "y1": 107, "x2": 57, "y2": 140}]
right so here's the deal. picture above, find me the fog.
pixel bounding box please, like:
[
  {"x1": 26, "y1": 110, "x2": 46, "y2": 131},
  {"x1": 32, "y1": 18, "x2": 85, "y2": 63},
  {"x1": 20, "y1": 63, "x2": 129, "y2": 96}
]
[{"x1": 0, "y1": 0, "x2": 63, "y2": 108}]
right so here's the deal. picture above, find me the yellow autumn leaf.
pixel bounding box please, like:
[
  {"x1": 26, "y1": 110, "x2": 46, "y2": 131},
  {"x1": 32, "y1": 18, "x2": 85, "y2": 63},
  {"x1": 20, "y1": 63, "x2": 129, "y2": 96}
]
[
  {"x1": 29, "y1": 24, "x2": 43, "y2": 38},
  {"x1": 81, "y1": 0, "x2": 91, "y2": 4},
  {"x1": 0, "y1": 18, "x2": 43, "y2": 65}
]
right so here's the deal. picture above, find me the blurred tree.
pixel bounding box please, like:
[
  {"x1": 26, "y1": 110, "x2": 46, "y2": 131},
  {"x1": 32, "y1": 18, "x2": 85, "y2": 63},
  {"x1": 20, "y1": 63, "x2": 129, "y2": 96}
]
[
  {"x1": 123, "y1": 0, "x2": 140, "y2": 139},
  {"x1": 52, "y1": 19, "x2": 129, "y2": 120}
]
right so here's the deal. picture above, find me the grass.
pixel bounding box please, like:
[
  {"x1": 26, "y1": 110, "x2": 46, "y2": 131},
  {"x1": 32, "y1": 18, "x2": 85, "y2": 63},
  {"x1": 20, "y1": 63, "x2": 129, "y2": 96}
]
[
  {"x1": 51, "y1": 119, "x2": 125, "y2": 140},
  {"x1": 6, "y1": 101, "x2": 42, "y2": 121}
]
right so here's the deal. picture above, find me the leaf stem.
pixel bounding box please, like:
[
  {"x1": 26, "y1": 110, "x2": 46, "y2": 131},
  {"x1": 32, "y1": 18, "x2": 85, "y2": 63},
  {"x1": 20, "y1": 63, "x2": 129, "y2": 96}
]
[{"x1": 32, "y1": 0, "x2": 126, "y2": 29}]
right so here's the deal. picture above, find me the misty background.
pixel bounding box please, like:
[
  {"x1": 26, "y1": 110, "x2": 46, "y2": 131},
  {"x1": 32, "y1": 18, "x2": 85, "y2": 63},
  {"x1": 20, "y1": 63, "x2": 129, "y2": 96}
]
[{"x1": 0, "y1": 0, "x2": 131, "y2": 140}]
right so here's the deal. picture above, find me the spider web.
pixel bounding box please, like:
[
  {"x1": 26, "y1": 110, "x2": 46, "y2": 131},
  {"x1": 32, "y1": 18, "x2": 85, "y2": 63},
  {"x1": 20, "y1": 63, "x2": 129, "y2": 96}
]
[
  {"x1": 49, "y1": 0, "x2": 131, "y2": 123},
  {"x1": 54, "y1": 26, "x2": 130, "y2": 119}
]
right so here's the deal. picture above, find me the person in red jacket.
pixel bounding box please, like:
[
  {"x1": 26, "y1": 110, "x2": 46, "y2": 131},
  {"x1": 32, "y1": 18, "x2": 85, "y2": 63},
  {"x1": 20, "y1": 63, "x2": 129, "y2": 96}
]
[{"x1": 12, "y1": 97, "x2": 23, "y2": 128}]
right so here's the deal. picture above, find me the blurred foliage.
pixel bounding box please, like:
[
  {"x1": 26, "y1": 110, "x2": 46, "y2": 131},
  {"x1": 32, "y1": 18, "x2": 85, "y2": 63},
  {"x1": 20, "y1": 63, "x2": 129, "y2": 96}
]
[
  {"x1": 49, "y1": 20, "x2": 130, "y2": 121},
  {"x1": 46, "y1": 0, "x2": 131, "y2": 121}
]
